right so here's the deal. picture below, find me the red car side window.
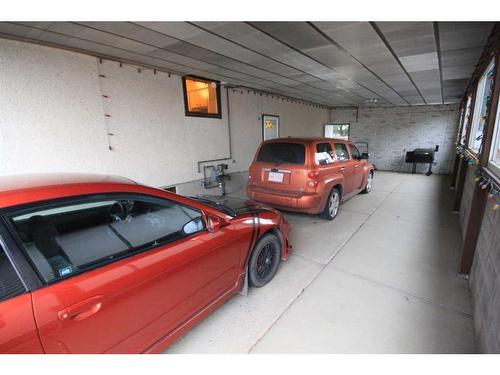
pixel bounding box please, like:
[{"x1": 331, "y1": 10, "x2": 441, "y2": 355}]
[
  {"x1": 7, "y1": 196, "x2": 205, "y2": 283},
  {"x1": 0, "y1": 245, "x2": 26, "y2": 302}
]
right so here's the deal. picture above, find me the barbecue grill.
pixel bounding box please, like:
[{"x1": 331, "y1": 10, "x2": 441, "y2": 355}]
[{"x1": 405, "y1": 145, "x2": 439, "y2": 176}]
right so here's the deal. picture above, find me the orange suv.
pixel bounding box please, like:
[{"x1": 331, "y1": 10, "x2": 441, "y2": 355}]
[{"x1": 247, "y1": 138, "x2": 374, "y2": 220}]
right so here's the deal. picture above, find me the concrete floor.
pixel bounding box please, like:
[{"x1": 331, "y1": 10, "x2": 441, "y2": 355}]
[{"x1": 166, "y1": 171, "x2": 474, "y2": 353}]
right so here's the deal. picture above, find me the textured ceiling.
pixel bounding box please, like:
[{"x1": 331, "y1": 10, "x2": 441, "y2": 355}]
[{"x1": 0, "y1": 21, "x2": 494, "y2": 107}]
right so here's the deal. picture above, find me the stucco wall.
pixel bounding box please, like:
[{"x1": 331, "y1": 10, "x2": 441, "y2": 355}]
[
  {"x1": 227, "y1": 87, "x2": 330, "y2": 173},
  {"x1": 331, "y1": 105, "x2": 460, "y2": 174},
  {"x1": 0, "y1": 38, "x2": 108, "y2": 176},
  {"x1": 0, "y1": 38, "x2": 329, "y2": 187}
]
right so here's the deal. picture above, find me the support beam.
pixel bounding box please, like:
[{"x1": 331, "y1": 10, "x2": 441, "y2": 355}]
[
  {"x1": 453, "y1": 157, "x2": 468, "y2": 212},
  {"x1": 451, "y1": 101, "x2": 467, "y2": 189},
  {"x1": 453, "y1": 85, "x2": 478, "y2": 211},
  {"x1": 450, "y1": 154, "x2": 461, "y2": 189}
]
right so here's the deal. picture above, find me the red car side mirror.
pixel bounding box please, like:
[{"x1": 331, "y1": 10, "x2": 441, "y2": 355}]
[{"x1": 205, "y1": 214, "x2": 225, "y2": 233}]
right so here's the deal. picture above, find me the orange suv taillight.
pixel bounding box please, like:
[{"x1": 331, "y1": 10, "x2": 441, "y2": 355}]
[
  {"x1": 308, "y1": 170, "x2": 319, "y2": 179},
  {"x1": 307, "y1": 180, "x2": 318, "y2": 188},
  {"x1": 307, "y1": 170, "x2": 319, "y2": 189}
]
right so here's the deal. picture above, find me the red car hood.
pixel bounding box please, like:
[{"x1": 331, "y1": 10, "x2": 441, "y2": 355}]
[{"x1": 191, "y1": 195, "x2": 278, "y2": 217}]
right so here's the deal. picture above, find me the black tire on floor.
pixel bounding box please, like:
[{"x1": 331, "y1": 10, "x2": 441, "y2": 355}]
[
  {"x1": 361, "y1": 172, "x2": 373, "y2": 194},
  {"x1": 248, "y1": 233, "x2": 281, "y2": 288},
  {"x1": 321, "y1": 187, "x2": 340, "y2": 220}
]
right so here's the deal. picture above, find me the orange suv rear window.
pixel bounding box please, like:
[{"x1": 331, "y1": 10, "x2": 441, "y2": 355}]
[{"x1": 257, "y1": 143, "x2": 305, "y2": 164}]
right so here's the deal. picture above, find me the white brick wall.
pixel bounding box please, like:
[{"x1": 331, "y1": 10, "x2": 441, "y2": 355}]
[
  {"x1": 331, "y1": 105, "x2": 460, "y2": 174},
  {"x1": 469, "y1": 189, "x2": 500, "y2": 353},
  {"x1": 459, "y1": 165, "x2": 500, "y2": 353}
]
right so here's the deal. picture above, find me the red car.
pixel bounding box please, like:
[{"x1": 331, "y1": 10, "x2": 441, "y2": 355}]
[
  {"x1": 247, "y1": 138, "x2": 374, "y2": 220},
  {"x1": 0, "y1": 174, "x2": 291, "y2": 353}
]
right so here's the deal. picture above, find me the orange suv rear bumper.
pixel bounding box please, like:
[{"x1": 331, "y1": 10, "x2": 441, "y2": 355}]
[{"x1": 247, "y1": 185, "x2": 323, "y2": 214}]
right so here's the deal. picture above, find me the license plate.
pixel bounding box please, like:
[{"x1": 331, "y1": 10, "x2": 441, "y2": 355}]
[{"x1": 268, "y1": 172, "x2": 284, "y2": 183}]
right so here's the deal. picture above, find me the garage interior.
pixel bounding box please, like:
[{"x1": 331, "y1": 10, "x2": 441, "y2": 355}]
[{"x1": 0, "y1": 21, "x2": 499, "y2": 353}]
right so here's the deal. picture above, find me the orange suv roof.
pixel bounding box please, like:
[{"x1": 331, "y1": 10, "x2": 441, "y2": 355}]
[{"x1": 263, "y1": 137, "x2": 350, "y2": 143}]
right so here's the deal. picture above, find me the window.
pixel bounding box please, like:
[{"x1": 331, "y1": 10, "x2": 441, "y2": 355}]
[
  {"x1": 349, "y1": 144, "x2": 361, "y2": 159},
  {"x1": 489, "y1": 95, "x2": 500, "y2": 176},
  {"x1": 460, "y1": 96, "x2": 472, "y2": 145},
  {"x1": 469, "y1": 60, "x2": 496, "y2": 152},
  {"x1": 257, "y1": 143, "x2": 305, "y2": 165},
  {"x1": 0, "y1": 245, "x2": 26, "y2": 302},
  {"x1": 334, "y1": 143, "x2": 350, "y2": 161},
  {"x1": 8, "y1": 196, "x2": 205, "y2": 283},
  {"x1": 315, "y1": 143, "x2": 334, "y2": 165},
  {"x1": 182, "y1": 76, "x2": 221, "y2": 118},
  {"x1": 324, "y1": 124, "x2": 349, "y2": 140}
]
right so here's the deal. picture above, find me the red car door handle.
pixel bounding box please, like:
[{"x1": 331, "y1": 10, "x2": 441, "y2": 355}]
[
  {"x1": 355, "y1": 164, "x2": 360, "y2": 168},
  {"x1": 339, "y1": 167, "x2": 346, "y2": 171},
  {"x1": 58, "y1": 295, "x2": 104, "y2": 322}
]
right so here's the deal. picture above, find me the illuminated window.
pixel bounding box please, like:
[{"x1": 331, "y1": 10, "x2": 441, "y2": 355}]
[
  {"x1": 469, "y1": 60, "x2": 495, "y2": 152},
  {"x1": 182, "y1": 76, "x2": 221, "y2": 118}
]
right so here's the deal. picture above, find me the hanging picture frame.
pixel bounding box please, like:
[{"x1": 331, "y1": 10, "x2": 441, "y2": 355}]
[
  {"x1": 324, "y1": 124, "x2": 350, "y2": 140},
  {"x1": 262, "y1": 114, "x2": 280, "y2": 141}
]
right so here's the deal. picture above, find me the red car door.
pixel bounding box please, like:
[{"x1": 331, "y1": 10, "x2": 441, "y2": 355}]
[
  {"x1": 333, "y1": 142, "x2": 356, "y2": 196},
  {"x1": 0, "y1": 245, "x2": 44, "y2": 353},
  {"x1": 6, "y1": 194, "x2": 243, "y2": 353}
]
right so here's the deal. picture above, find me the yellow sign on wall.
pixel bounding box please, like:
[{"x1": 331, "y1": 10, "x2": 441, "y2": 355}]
[{"x1": 262, "y1": 115, "x2": 279, "y2": 140}]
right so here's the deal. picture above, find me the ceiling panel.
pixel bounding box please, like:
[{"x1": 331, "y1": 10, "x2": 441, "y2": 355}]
[
  {"x1": 80, "y1": 21, "x2": 346, "y2": 104},
  {"x1": 250, "y1": 21, "x2": 401, "y2": 105},
  {"x1": 310, "y1": 22, "x2": 421, "y2": 106},
  {"x1": 0, "y1": 21, "x2": 494, "y2": 108},
  {"x1": 193, "y1": 21, "x2": 371, "y2": 105},
  {"x1": 438, "y1": 22, "x2": 493, "y2": 102},
  {"x1": 376, "y1": 22, "x2": 442, "y2": 104},
  {"x1": 399, "y1": 52, "x2": 439, "y2": 72}
]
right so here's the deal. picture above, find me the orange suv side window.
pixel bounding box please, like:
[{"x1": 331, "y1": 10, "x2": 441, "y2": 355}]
[
  {"x1": 334, "y1": 143, "x2": 350, "y2": 161},
  {"x1": 315, "y1": 143, "x2": 335, "y2": 165},
  {"x1": 349, "y1": 144, "x2": 361, "y2": 159}
]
